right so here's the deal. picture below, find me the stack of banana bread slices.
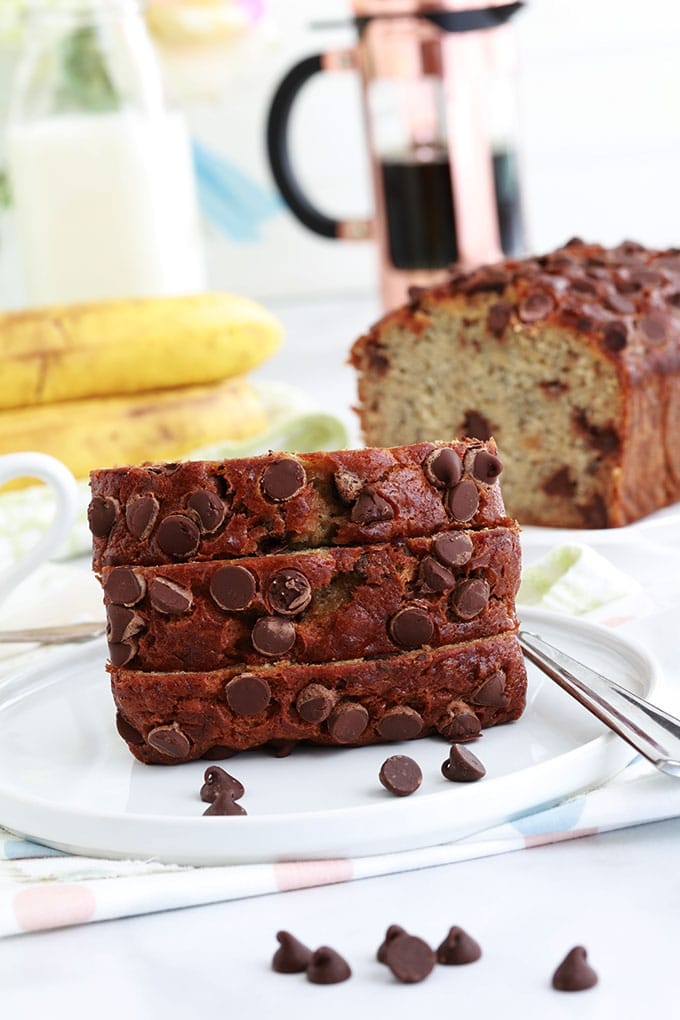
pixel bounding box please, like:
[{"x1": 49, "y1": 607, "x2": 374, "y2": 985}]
[{"x1": 88, "y1": 440, "x2": 528, "y2": 765}]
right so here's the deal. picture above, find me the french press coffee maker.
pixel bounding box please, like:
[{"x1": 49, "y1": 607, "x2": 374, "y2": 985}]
[{"x1": 266, "y1": 0, "x2": 525, "y2": 309}]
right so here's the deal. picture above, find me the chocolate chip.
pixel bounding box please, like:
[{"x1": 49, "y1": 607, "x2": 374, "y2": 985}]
[
  {"x1": 446, "y1": 479, "x2": 480, "y2": 522},
  {"x1": 418, "y1": 556, "x2": 455, "y2": 592},
  {"x1": 441, "y1": 744, "x2": 486, "y2": 782},
  {"x1": 261, "y1": 458, "x2": 306, "y2": 502},
  {"x1": 125, "y1": 494, "x2": 159, "y2": 540},
  {"x1": 552, "y1": 946, "x2": 598, "y2": 992},
  {"x1": 630, "y1": 267, "x2": 664, "y2": 287},
  {"x1": 251, "y1": 616, "x2": 296, "y2": 656},
  {"x1": 115, "y1": 712, "x2": 144, "y2": 745},
  {"x1": 379, "y1": 755, "x2": 423, "y2": 796},
  {"x1": 389, "y1": 606, "x2": 434, "y2": 649},
  {"x1": 377, "y1": 925, "x2": 408, "y2": 963},
  {"x1": 471, "y1": 670, "x2": 507, "y2": 707},
  {"x1": 266, "y1": 569, "x2": 312, "y2": 616},
  {"x1": 432, "y1": 531, "x2": 473, "y2": 567},
  {"x1": 471, "y1": 450, "x2": 503, "y2": 484},
  {"x1": 486, "y1": 300, "x2": 513, "y2": 337},
  {"x1": 334, "y1": 466, "x2": 364, "y2": 505},
  {"x1": 200, "y1": 766, "x2": 244, "y2": 803},
  {"x1": 268, "y1": 740, "x2": 297, "y2": 758},
  {"x1": 107, "y1": 639, "x2": 138, "y2": 667},
  {"x1": 203, "y1": 792, "x2": 247, "y2": 816},
  {"x1": 104, "y1": 567, "x2": 145, "y2": 607},
  {"x1": 186, "y1": 489, "x2": 227, "y2": 533},
  {"x1": 569, "y1": 277, "x2": 598, "y2": 296},
  {"x1": 272, "y1": 931, "x2": 314, "y2": 974},
  {"x1": 518, "y1": 290, "x2": 555, "y2": 322},
  {"x1": 450, "y1": 578, "x2": 490, "y2": 619},
  {"x1": 306, "y1": 947, "x2": 352, "y2": 985},
  {"x1": 604, "y1": 292, "x2": 635, "y2": 315},
  {"x1": 436, "y1": 926, "x2": 482, "y2": 965},
  {"x1": 201, "y1": 745, "x2": 238, "y2": 760},
  {"x1": 149, "y1": 577, "x2": 193, "y2": 615},
  {"x1": 422, "y1": 447, "x2": 463, "y2": 488},
  {"x1": 296, "y1": 684, "x2": 335, "y2": 723},
  {"x1": 667, "y1": 291, "x2": 680, "y2": 308},
  {"x1": 350, "y1": 487, "x2": 394, "y2": 525},
  {"x1": 638, "y1": 314, "x2": 666, "y2": 343},
  {"x1": 87, "y1": 495, "x2": 118, "y2": 538},
  {"x1": 327, "y1": 702, "x2": 369, "y2": 743},
  {"x1": 438, "y1": 703, "x2": 481, "y2": 742},
  {"x1": 147, "y1": 724, "x2": 191, "y2": 758},
  {"x1": 156, "y1": 514, "x2": 200, "y2": 558},
  {"x1": 462, "y1": 410, "x2": 493, "y2": 442},
  {"x1": 384, "y1": 934, "x2": 436, "y2": 984},
  {"x1": 106, "y1": 605, "x2": 144, "y2": 644},
  {"x1": 543, "y1": 467, "x2": 576, "y2": 498},
  {"x1": 210, "y1": 565, "x2": 257, "y2": 612},
  {"x1": 225, "y1": 674, "x2": 271, "y2": 716},
  {"x1": 377, "y1": 708, "x2": 424, "y2": 741}
]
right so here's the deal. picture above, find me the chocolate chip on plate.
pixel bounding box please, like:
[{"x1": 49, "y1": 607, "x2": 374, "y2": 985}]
[
  {"x1": 261, "y1": 458, "x2": 306, "y2": 502},
  {"x1": 266, "y1": 568, "x2": 312, "y2": 616},
  {"x1": 272, "y1": 931, "x2": 314, "y2": 974},
  {"x1": 384, "y1": 933, "x2": 436, "y2": 984},
  {"x1": 251, "y1": 616, "x2": 296, "y2": 657},
  {"x1": 225, "y1": 674, "x2": 271, "y2": 716},
  {"x1": 436, "y1": 926, "x2": 482, "y2": 965},
  {"x1": 306, "y1": 946, "x2": 352, "y2": 985},
  {"x1": 200, "y1": 765, "x2": 245, "y2": 803},
  {"x1": 203, "y1": 792, "x2": 247, "y2": 816},
  {"x1": 377, "y1": 925, "x2": 408, "y2": 963},
  {"x1": 156, "y1": 514, "x2": 201, "y2": 558},
  {"x1": 210, "y1": 564, "x2": 257, "y2": 612},
  {"x1": 379, "y1": 755, "x2": 423, "y2": 797},
  {"x1": 552, "y1": 946, "x2": 598, "y2": 991},
  {"x1": 441, "y1": 744, "x2": 486, "y2": 783}
]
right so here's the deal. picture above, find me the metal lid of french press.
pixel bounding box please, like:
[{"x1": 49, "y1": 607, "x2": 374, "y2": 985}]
[{"x1": 351, "y1": 0, "x2": 523, "y2": 32}]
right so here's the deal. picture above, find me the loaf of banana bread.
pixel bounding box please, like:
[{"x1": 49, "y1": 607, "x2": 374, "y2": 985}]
[
  {"x1": 89, "y1": 439, "x2": 508, "y2": 570},
  {"x1": 110, "y1": 629, "x2": 527, "y2": 763},
  {"x1": 102, "y1": 525, "x2": 521, "y2": 671},
  {"x1": 351, "y1": 239, "x2": 680, "y2": 528}
]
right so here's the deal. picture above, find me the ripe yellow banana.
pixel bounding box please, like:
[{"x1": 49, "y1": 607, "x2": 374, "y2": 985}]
[
  {"x1": 0, "y1": 377, "x2": 267, "y2": 485},
  {"x1": 0, "y1": 293, "x2": 283, "y2": 410}
]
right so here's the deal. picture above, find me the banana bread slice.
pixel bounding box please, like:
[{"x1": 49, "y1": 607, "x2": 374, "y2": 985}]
[
  {"x1": 110, "y1": 630, "x2": 527, "y2": 764},
  {"x1": 89, "y1": 438, "x2": 508, "y2": 571},
  {"x1": 351, "y1": 239, "x2": 680, "y2": 528},
  {"x1": 102, "y1": 525, "x2": 521, "y2": 671}
]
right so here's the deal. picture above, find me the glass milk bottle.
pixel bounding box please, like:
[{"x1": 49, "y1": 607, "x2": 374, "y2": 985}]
[{"x1": 6, "y1": 0, "x2": 206, "y2": 307}]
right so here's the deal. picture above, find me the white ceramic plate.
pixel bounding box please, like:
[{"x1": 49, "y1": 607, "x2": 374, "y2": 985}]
[{"x1": 0, "y1": 607, "x2": 660, "y2": 866}]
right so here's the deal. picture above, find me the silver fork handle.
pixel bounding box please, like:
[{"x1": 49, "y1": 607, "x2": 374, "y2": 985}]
[
  {"x1": 519, "y1": 630, "x2": 680, "y2": 778},
  {"x1": 0, "y1": 621, "x2": 106, "y2": 645}
]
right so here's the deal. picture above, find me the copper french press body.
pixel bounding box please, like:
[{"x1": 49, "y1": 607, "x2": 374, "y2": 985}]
[{"x1": 267, "y1": 0, "x2": 525, "y2": 309}]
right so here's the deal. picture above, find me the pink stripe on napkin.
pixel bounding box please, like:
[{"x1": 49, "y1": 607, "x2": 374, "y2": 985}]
[{"x1": 13, "y1": 884, "x2": 96, "y2": 933}]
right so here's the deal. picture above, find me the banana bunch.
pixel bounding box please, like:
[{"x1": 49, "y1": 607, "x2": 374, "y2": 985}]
[{"x1": 0, "y1": 292, "x2": 283, "y2": 484}]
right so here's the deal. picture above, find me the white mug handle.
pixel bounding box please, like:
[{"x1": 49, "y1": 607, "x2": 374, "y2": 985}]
[{"x1": 0, "y1": 452, "x2": 80, "y2": 605}]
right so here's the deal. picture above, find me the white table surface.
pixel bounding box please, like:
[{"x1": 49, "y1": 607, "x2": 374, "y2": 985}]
[{"x1": 4, "y1": 295, "x2": 680, "y2": 1018}]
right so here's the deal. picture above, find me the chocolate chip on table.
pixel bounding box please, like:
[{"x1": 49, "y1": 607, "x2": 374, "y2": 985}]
[
  {"x1": 441, "y1": 744, "x2": 486, "y2": 783},
  {"x1": 261, "y1": 458, "x2": 306, "y2": 502},
  {"x1": 147, "y1": 724, "x2": 191, "y2": 758},
  {"x1": 389, "y1": 606, "x2": 434, "y2": 649},
  {"x1": 351, "y1": 486, "x2": 394, "y2": 525},
  {"x1": 200, "y1": 765, "x2": 244, "y2": 803},
  {"x1": 432, "y1": 531, "x2": 473, "y2": 567},
  {"x1": 266, "y1": 569, "x2": 312, "y2": 616},
  {"x1": 296, "y1": 684, "x2": 336, "y2": 723},
  {"x1": 251, "y1": 616, "x2": 296, "y2": 656},
  {"x1": 307, "y1": 946, "x2": 352, "y2": 985},
  {"x1": 327, "y1": 702, "x2": 369, "y2": 744},
  {"x1": 436, "y1": 926, "x2": 482, "y2": 965},
  {"x1": 384, "y1": 933, "x2": 436, "y2": 984},
  {"x1": 552, "y1": 946, "x2": 598, "y2": 992},
  {"x1": 186, "y1": 489, "x2": 227, "y2": 533},
  {"x1": 149, "y1": 577, "x2": 193, "y2": 615},
  {"x1": 471, "y1": 670, "x2": 507, "y2": 707},
  {"x1": 210, "y1": 564, "x2": 257, "y2": 612},
  {"x1": 156, "y1": 514, "x2": 201, "y2": 558},
  {"x1": 377, "y1": 707, "x2": 424, "y2": 741},
  {"x1": 225, "y1": 674, "x2": 271, "y2": 716},
  {"x1": 203, "y1": 791, "x2": 247, "y2": 816},
  {"x1": 423, "y1": 447, "x2": 463, "y2": 488},
  {"x1": 377, "y1": 925, "x2": 408, "y2": 963},
  {"x1": 419, "y1": 556, "x2": 455, "y2": 592},
  {"x1": 104, "y1": 567, "x2": 146, "y2": 607},
  {"x1": 87, "y1": 495, "x2": 118, "y2": 538},
  {"x1": 471, "y1": 450, "x2": 503, "y2": 484},
  {"x1": 446, "y1": 479, "x2": 480, "y2": 522},
  {"x1": 125, "y1": 494, "x2": 160, "y2": 540},
  {"x1": 450, "y1": 578, "x2": 491, "y2": 620},
  {"x1": 272, "y1": 931, "x2": 314, "y2": 974},
  {"x1": 379, "y1": 755, "x2": 423, "y2": 797}
]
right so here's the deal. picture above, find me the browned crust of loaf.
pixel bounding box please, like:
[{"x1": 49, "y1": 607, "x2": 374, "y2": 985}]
[
  {"x1": 350, "y1": 240, "x2": 680, "y2": 528},
  {"x1": 102, "y1": 525, "x2": 521, "y2": 671},
  {"x1": 89, "y1": 439, "x2": 508, "y2": 570},
  {"x1": 110, "y1": 630, "x2": 527, "y2": 764}
]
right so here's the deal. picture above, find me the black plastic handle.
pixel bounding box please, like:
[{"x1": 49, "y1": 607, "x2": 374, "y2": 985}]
[{"x1": 266, "y1": 54, "x2": 341, "y2": 240}]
